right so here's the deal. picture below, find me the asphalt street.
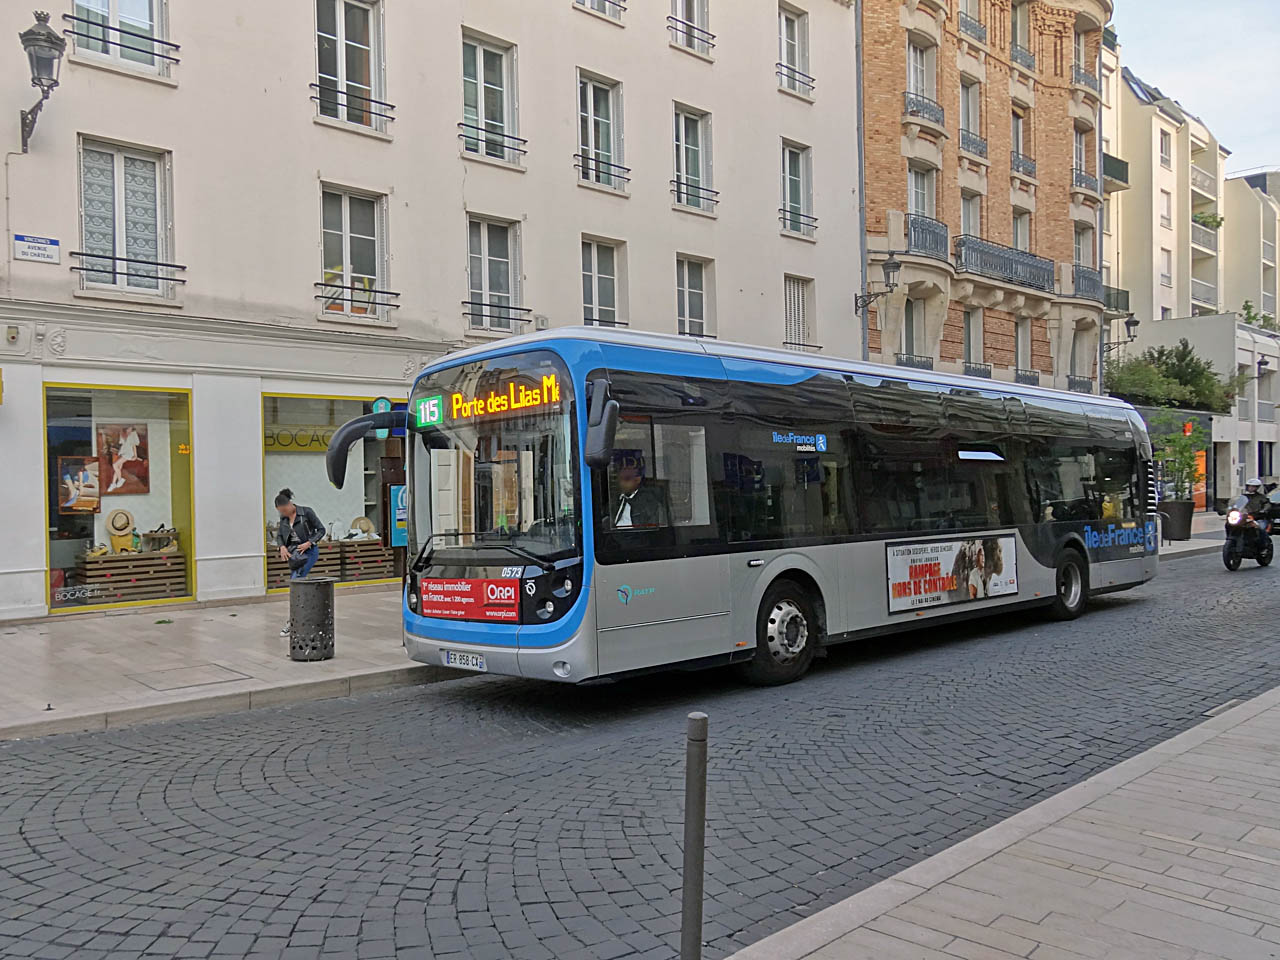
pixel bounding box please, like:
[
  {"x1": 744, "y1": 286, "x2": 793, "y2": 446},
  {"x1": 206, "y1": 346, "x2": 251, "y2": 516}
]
[{"x1": 2, "y1": 551, "x2": 1277, "y2": 960}]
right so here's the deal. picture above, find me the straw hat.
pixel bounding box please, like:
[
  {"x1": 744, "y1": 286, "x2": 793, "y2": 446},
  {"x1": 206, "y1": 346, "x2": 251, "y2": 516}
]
[
  {"x1": 352, "y1": 516, "x2": 375, "y2": 535},
  {"x1": 106, "y1": 509, "x2": 134, "y2": 535}
]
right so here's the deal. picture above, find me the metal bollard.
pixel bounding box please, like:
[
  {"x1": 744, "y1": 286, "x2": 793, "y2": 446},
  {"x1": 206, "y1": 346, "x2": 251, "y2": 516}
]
[
  {"x1": 288, "y1": 576, "x2": 337, "y2": 661},
  {"x1": 681, "y1": 711, "x2": 709, "y2": 960}
]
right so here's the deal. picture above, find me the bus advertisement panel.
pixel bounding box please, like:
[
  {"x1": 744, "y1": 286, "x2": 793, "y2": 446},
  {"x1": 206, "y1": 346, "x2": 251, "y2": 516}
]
[{"x1": 887, "y1": 536, "x2": 1018, "y2": 613}]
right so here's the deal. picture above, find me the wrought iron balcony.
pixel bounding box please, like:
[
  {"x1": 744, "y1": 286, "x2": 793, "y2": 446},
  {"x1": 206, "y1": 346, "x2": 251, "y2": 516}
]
[
  {"x1": 777, "y1": 62, "x2": 816, "y2": 96},
  {"x1": 1011, "y1": 151, "x2": 1037, "y2": 179},
  {"x1": 958, "y1": 12, "x2": 987, "y2": 43},
  {"x1": 1011, "y1": 41, "x2": 1035, "y2": 71},
  {"x1": 1068, "y1": 375, "x2": 1095, "y2": 394},
  {"x1": 1073, "y1": 167, "x2": 1100, "y2": 194},
  {"x1": 1191, "y1": 164, "x2": 1216, "y2": 196},
  {"x1": 964, "y1": 361, "x2": 993, "y2": 378},
  {"x1": 954, "y1": 234, "x2": 1055, "y2": 293},
  {"x1": 960, "y1": 128, "x2": 988, "y2": 158},
  {"x1": 1103, "y1": 153, "x2": 1129, "y2": 190},
  {"x1": 1071, "y1": 65, "x2": 1100, "y2": 93},
  {"x1": 667, "y1": 15, "x2": 715, "y2": 55},
  {"x1": 1191, "y1": 222, "x2": 1218, "y2": 252},
  {"x1": 1015, "y1": 368, "x2": 1040, "y2": 386},
  {"x1": 903, "y1": 91, "x2": 945, "y2": 126},
  {"x1": 1104, "y1": 285, "x2": 1130, "y2": 313},
  {"x1": 896, "y1": 353, "x2": 934, "y2": 370},
  {"x1": 1191, "y1": 278, "x2": 1217, "y2": 307},
  {"x1": 1073, "y1": 264, "x2": 1103, "y2": 302},
  {"x1": 907, "y1": 214, "x2": 949, "y2": 261}
]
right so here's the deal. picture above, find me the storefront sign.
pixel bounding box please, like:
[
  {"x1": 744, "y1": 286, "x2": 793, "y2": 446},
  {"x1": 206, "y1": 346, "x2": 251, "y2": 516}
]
[
  {"x1": 13, "y1": 234, "x2": 59, "y2": 264},
  {"x1": 264, "y1": 425, "x2": 336, "y2": 452},
  {"x1": 390, "y1": 484, "x2": 407, "y2": 547},
  {"x1": 887, "y1": 536, "x2": 1017, "y2": 613},
  {"x1": 419, "y1": 577, "x2": 519, "y2": 621},
  {"x1": 414, "y1": 374, "x2": 562, "y2": 428}
]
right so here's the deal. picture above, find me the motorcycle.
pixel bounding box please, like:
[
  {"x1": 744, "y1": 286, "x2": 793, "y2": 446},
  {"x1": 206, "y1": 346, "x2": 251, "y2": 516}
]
[{"x1": 1222, "y1": 494, "x2": 1274, "y2": 570}]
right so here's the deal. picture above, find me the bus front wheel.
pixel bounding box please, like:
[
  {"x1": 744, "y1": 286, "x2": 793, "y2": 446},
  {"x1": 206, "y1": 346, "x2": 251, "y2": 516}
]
[
  {"x1": 738, "y1": 579, "x2": 818, "y2": 686},
  {"x1": 1047, "y1": 549, "x2": 1088, "y2": 621}
]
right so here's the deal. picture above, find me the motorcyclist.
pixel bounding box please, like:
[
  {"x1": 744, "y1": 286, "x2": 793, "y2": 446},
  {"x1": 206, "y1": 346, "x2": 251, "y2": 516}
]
[{"x1": 1242, "y1": 478, "x2": 1272, "y2": 535}]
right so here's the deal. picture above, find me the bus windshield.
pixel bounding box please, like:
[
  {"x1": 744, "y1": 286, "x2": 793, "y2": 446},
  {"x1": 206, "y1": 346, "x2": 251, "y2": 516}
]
[{"x1": 407, "y1": 350, "x2": 578, "y2": 566}]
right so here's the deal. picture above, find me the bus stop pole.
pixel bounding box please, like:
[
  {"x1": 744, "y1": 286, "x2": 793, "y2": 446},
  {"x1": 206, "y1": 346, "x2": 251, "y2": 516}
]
[{"x1": 681, "y1": 711, "x2": 709, "y2": 960}]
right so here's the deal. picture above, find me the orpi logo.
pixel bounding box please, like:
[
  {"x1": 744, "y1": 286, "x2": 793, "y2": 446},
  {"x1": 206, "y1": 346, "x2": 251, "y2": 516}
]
[{"x1": 484, "y1": 581, "x2": 518, "y2": 606}]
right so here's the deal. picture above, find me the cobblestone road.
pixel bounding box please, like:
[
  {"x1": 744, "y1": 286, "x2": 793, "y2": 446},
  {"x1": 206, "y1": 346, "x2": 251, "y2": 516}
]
[{"x1": 2, "y1": 553, "x2": 1278, "y2": 960}]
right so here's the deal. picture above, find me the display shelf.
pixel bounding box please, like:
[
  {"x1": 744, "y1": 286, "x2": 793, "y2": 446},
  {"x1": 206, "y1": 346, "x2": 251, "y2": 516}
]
[
  {"x1": 340, "y1": 540, "x2": 395, "y2": 580},
  {"x1": 74, "y1": 551, "x2": 189, "y2": 604},
  {"x1": 265, "y1": 541, "x2": 342, "y2": 590}
]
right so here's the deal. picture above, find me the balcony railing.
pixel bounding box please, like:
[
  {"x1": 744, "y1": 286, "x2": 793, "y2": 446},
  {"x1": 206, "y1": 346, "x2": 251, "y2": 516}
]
[
  {"x1": 1011, "y1": 151, "x2": 1037, "y2": 179},
  {"x1": 667, "y1": 15, "x2": 715, "y2": 55},
  {"x1": 1191, "y1": 278, "x2": 1218, "y2": 307},
  {"x1": 1073, "y1": 264, "x2": 1103, "y2": 302},
  {"x1": 463, "y1": 299, "x2": 534, "y2": 330},
  {"x1": 1015, "y1": 368, "x2": 1041, "y2": 386},
  {"x1": 458, "y1": 122, "x2": 528, "y2": 164},
  {"x1": 1073, "y1": 167, "x2": 1100, "y2": 194},
  {"x1": 1103, "y1": 152, "x2": 1129, "y2": 189},
  {"x1": 779, "y1": 207, "x2": 818, "y2": 237},
  {"x1": 1010, "y1": 41, "x2": 1035, "y2": 71},
  {"x1": 958, "y1": 12, "x2": 987, "y2": 43},
  {"x1": 907, "y1": 214, "x2": 949, "y2": 261},
  {"x1": 1068, "y1": 375, "x2": 1095, "y2": 394},
  {"x1": 574, "y1": 153, "x2": 632, "y2": 189},
  {"x1": 1264, "y1": 240, "x2": 1276, "y2": 264},
  {"x1": 575, "y1": 0, "x2": 627, "y2": 19},
  {"x1": 783, "y1": 340, "x2": 823, "y2": 353},
  {"x1": 896, "y1": 353, "x2": 935, "y2": 370},
  {"x1": 1263, "y1": 292, "x2": 1277, "y2": 316},
  {"x1": 62, "y1": 12, "x2": 182, "y2": 65},
  {"x1": 71, "y1": 251, "x2": 188, "y2": 291},
  {"x1": 903, "y1": 91, "x2": 945, "y2": 126},
  {"x1": 671, "y1": 179, "x2": 720, "y2": 210},
  {"x1": 1239, "y1": 398, "x2": 1253, "y2": 421},
  {"x1": 316, "y1": 280, "x2": 401, "y2": 314},
  {"x1": 960, "y1": 128, "x2": 988, "y2": 158},
  {"x1": 1191, "y1": 222, "x2": 1218, "y2": 252},
  {"x1": 312, "y1": 83, "x2": 397, "y2": 129},
  {"x1": 777, "y1": 62, "x2": 816, "y2": 96},
  {"x1": 954, "y1": 235, "x2": 1055, "y2": 293},
  {"x1": 1260, "y1": 400, "x2": 1277, "y2": 423},
  {"x1": 1191, "y1": 164, "x2": 1216, "y2": 196},
  {"x1": 1071, "y1": 65, "x2": 1100, "y2": 93},
  {"x1": 964, "y1": 361, "x2": 993, "y2": 378},
  {"x1": 1104, "y1": 285, "x2": 1130, "y2": 313}
]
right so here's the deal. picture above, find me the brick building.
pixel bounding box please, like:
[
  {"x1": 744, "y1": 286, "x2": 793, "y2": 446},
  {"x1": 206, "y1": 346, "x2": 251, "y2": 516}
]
[{"x1": 862, "y1": 0, "x2": 1109, "y2": 393}]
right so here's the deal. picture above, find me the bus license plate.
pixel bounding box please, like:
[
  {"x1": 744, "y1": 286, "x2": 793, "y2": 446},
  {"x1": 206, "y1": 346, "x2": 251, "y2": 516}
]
[{"x1": 444, "y1": 650, "x2": 487, "y2": 672}]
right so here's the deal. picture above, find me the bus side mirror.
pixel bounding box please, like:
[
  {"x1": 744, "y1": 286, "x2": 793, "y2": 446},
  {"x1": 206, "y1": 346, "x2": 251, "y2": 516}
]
[
  {"x1": 326, "y1": 410, "x2": 406, "y2": 488},
  {"x1": 584, "y1": 379, "x2": 619, "y2": 469}
]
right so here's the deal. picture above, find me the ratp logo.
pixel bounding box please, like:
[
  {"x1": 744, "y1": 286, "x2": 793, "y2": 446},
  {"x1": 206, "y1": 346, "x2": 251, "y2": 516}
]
[
  {"x1": 616, "y1": 584, "x2": 656, "y2": 605},
  {"x1": 617, "y1": 585, "x2": 631, "y2": 605}
]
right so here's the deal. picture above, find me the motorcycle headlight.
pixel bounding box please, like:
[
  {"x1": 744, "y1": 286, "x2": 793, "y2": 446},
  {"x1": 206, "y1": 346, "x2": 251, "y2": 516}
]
[{"x1": 1227, "y1": 509, "x2": 1243, "y2": 525}]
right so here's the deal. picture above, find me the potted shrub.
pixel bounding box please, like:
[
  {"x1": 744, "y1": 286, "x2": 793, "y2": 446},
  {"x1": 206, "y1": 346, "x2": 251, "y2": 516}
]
[{"x1": 1150, "y1": 414, "x2": 1207, "y2": 541}]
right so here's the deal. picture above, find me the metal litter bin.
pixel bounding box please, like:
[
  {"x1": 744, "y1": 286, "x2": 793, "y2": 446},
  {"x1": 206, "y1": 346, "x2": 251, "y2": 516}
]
[{"x1": 289, "y1": 576, "x2": 336, "y2": 661}]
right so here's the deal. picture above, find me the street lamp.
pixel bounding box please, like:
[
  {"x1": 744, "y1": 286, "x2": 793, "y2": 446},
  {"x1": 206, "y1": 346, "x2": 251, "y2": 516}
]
[
  {"x1": 1102, "y1": 313, "x2": 1139, "y2": 356},
  {"x1": 855, "y1": 252, "x2": 902, "y2": 311},
  {"x1": 18, "y1": 11, "x2": 66, "y2": 154},
  {"x1": 1258, "y1": 356, "x2": 1270, "y2": 377}
]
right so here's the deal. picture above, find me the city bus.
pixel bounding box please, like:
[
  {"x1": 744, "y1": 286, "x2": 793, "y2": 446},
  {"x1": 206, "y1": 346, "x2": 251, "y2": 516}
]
[{"x1": 326, "y1": 329, "x2": 1157, "y2": 685}]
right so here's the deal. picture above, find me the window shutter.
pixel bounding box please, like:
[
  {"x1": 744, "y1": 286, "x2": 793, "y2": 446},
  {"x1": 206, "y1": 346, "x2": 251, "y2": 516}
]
[
  {"x1": 701, "y1": 113, "x2": 713, "y2": 190},
  {"x1": 804, "y1": 148, "x2": 814, "y2": 216},
  {"x1": 785, "y1": 276, "x2": 808, "y2": 345},
  {"x1": 800, "y1": 12, "x2": 810, "y2": 76},
  {"x1": 614, "y1": 83, "x2": 625, "y2": 169}
]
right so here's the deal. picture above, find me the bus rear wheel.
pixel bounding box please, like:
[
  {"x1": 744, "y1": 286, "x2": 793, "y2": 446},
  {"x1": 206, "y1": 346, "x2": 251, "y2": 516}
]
[
  {"x1": 738, "y1": 579, "x2": 818, "y2": 686},
  {"x1": 1047, "y1": 549, "x2": 1088, "y2": 620}
]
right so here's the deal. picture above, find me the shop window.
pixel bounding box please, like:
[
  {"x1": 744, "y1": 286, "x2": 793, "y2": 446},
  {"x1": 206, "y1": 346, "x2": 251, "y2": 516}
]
[
  {"x1": 262, "y1": 395, "x2": 406, "y2": 588},
  {"x1": 45, "y1": 386, "x2": 192, "y2": 610}
]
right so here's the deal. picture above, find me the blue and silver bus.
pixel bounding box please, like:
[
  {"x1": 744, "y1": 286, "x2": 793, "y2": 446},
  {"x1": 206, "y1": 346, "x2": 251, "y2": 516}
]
[{"x1": 327, "y1": 329, "x2": 1157, "y2": 685}]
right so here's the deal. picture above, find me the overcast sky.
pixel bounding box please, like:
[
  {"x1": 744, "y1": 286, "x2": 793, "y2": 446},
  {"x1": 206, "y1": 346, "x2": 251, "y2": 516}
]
[{"x1": 1111, "y1": 0, "x2": 1280, "y2": 174}]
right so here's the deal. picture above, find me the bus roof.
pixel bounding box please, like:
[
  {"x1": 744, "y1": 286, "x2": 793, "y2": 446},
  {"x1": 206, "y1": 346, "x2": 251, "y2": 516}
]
[{"x1": 423, "y1": 328, "x2": 1135, "y2": 412}]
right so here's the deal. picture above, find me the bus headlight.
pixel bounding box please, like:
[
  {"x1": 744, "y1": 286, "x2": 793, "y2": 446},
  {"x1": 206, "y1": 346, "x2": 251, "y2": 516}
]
[{"x1": 407, "y1": 588, "x2": 419, "y2": 612}]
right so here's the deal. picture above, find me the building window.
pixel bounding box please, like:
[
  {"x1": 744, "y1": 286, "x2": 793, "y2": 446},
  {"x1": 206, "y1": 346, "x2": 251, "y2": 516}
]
[
  {"x1": 676, "y1": 257, "x2": 710, "y2": 336},
  {"x1": 902, "y1": 299, "x2": 925, "y2": 355},
  {"x1": 1011, "y1": 109, "x2": 1026, "y2": 154},
  {"x1": 78, "y1": 139, "x2": 172, "y2": 294},
  {"x1": 72, "y1": 0, "x2": 172, "y2": 73},
  {"x1": 578, "y1": 72, "x2": 624, "y2": 188},
  {"x1": 1103, "y1": 197, "x2": 1111, "y2": 234},
  {"x1": 1160, "y1": 189, "x2": 1172, "y2": 228},
  {"x1": 673, "y1": 106, "x2": 714, "y2": 209},
  {"x1": 781, "y1": 142, "x2": 815, "y2": 236},
  {"x1": 1160, "y1": 248, "x2": 1173, "y2": 286},
  {"x1": 316, "y1": 0, "x2": 383, "y2": 128},
  {"x1": 1010, "y1": 2, "x2": 1029, "y2": 47},
  {"x1": 1014, "y1": 317, "x2": 1031, "y2": 368},
  {"x1": 670, "y1": 0, "x2": 712, "y2": 55},
  {"x1": 1159, "y1": 129, "x2": 1172, "y2": 168},
  {"x1": 908, "y1": 164, "x2": 935, "y2": 218},
  {"x1": 784, "y1": 275, "x2": 811, "y2": 348},
  {"x1": 1073, "y1": 30, "x2": 1086, "y2": 67},
  {"x1": 462, "y1": 36, "x2": 520, "y2": 163},
  {"x1": 1161, "y1": 306, "x2": 1172, "y2": 321},
  {"x1": 907, "y1": 41, "x2": 934, "y2": 98},
  {"x1": 778, "y1": 5, "x2": 812, "y2": 95},
  {"x1": 1073, "y1": 128, "x2": 1087, "y2": 170},
  {"x1": 576, "y1": 0, "x2": 625, "y2": 21},
  {"x1": 320, "y1": 188, "x2": 387, "y2": 319},
  {"x1": 962, "y1": 309, "x2": 983, "y2": 363},
  {"x1": 961, "y1": 191, "x2": 981, "y2": 236},
  {"x1": 583, "y1": 239, "x2": 620, "y2": 327},
  {"x1": 1013, "y1": 210, "x2": 1031, "y2": 251},
  {"x1": 1074, "y1": 225, "x2": 1093, "y2": 267},
  {"x1": 960, "y1": 80, "x2": 980, "y2": 134},
  {"x1": 467, "y1": 217, "x2": 520, "y2": 332}
]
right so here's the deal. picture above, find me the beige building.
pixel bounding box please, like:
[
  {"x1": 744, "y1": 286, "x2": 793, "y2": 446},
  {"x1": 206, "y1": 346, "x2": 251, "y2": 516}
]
[
  {"x1": 0, "y1": 1, "x2": 862, "y2": 620},
  {"x1": 1224, "y1": 172, "x2": 1280, "y2": 323},
  {"x1": 860, "y1": 0, "x2": 1109, "y2": 393}
]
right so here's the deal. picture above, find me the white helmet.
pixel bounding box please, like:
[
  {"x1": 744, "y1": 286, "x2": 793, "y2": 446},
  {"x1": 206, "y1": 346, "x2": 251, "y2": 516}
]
[{"x1": 1246, "y1": 477, "x2": 1263, "y2": 493}]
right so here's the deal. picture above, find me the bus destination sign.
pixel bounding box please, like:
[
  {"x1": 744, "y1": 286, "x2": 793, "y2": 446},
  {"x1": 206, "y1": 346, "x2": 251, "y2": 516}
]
[
  {"x1": 419, "y1": 577, "x2": 520, "y2": 622},
  {"x1": 414, "y1": 374, "x2": 561, "y2": 428}
]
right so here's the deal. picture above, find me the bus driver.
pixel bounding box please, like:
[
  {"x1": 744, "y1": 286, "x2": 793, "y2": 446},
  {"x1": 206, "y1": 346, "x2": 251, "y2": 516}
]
[{"x1": 613, "y1": 460, "x2": 666, "y2": 529}]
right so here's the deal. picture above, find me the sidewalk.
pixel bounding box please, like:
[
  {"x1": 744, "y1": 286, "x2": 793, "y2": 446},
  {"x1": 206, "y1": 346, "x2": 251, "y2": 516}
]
[
  {"x1": 0, "y1": 586, "x2": 456, "y2": 740},
  {"x1": 728, "y1": 683, "x2": 1280, "y2": 960}
]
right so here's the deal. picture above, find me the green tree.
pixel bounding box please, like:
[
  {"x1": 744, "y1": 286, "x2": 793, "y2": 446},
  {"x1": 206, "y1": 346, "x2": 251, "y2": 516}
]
[
  {"x1": 1147, "y1": 412, "x2": 1208, "y2": 500},
  {"x1": 1241, "y1": 299, "x2": 1278, "y2": 333},
  {"x1": 1104, "y1": 355, "x2": 1188, "y2": 407}
]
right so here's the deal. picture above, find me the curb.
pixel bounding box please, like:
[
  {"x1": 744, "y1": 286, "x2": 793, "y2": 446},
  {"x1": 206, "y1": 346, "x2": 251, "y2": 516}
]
[
  {"x1": 725, "y1": 682, "x2": 1280, "y2": 959},
  {"x1": 0, "y1": 663, "x2": 461, "y2": 742},
  {"x1": 1159, "y1": 542, "x2": 1219, "y2": 561}
]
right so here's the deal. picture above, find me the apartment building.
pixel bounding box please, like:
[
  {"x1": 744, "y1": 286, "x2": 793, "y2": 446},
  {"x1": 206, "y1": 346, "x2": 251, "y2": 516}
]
[
  {"x1": 1224, "y1": 172, "x2": 1280, "y2": 322},
  {"x1": 861, "y1": 0, "x2": 1108, "y2": 393},
  {"x1": 0, "y1": 1, "x2": 861, "y2": 619}
]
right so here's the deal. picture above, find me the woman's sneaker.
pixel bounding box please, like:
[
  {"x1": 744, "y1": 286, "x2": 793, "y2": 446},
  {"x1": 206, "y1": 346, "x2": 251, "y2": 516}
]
[{"x1": 280, "y1": 621, "x2": 291, "y2": 637}]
